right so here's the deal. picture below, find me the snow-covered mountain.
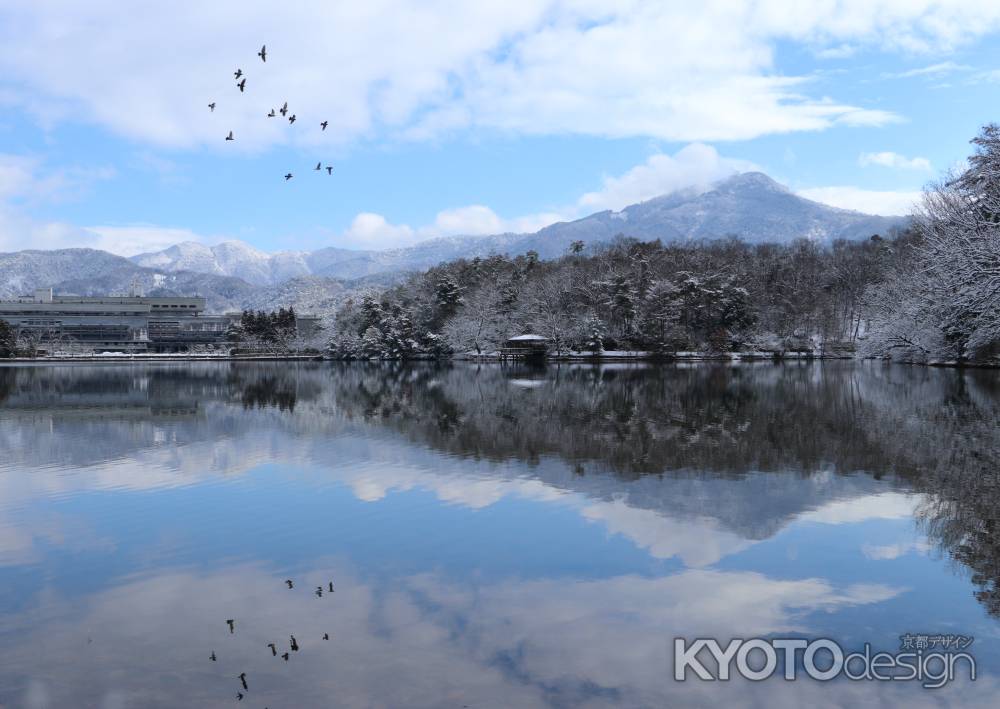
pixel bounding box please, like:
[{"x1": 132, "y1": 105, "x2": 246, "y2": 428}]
[
  {"x1": 0, "y1": 172, "x2": 909, "y2": 308},
  {"x1": 127, "y1": 172, "x2": 908, "y2": 283},
  {"x1": 131, "y1": 241, "x2": 314, "y2": 285},
  {"x1": 533, "y1": 172, "x2": 903, "y2": 249},
  {"x1": 0, "y1": 248, "x2": 352, "y2": 314}
]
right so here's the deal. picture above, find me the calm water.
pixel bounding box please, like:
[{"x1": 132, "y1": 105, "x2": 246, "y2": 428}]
[{"x1": 0, "y1": 361, "x2": 998, "y2": 707}]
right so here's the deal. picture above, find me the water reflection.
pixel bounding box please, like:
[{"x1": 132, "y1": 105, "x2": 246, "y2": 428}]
[{"x1": 0, "y1": 361, "x2": 998, "y2": 707}]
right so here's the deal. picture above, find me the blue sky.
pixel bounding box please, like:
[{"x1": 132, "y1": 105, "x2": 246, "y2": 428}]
[{"x1": 2, "y1": 1, "x2": 1000, "y2": 256}]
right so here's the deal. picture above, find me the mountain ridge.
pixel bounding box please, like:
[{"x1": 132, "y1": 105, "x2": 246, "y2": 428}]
[
  {"x1": 1, "y1": 172, "x2": 909, "y2": 311},
  {"x1": 129, "y1": 172, "x2": 908, "y2": 283}
]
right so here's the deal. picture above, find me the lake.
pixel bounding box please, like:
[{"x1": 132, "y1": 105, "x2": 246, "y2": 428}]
[{"x1": 0, "y1": 361, "x2": 998, "y2": 707}]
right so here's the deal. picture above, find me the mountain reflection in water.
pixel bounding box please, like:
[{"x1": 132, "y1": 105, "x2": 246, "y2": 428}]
[{"x1": 0, "y1": 361, "x2": 998, "y2": 708}]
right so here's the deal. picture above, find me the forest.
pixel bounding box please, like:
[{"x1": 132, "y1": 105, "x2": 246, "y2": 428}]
[
  {"x1": 328, "y1": 124, "x2": 1000, "y2": 366},
  {"x1": 328, "y1": 234, "x2": 899, "y2": 359}
]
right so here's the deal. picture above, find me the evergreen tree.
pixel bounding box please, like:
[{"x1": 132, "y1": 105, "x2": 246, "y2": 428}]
[
  {"x1": 0, "y1": 320, "x2": 16, "y2": 358},
  {"x1": 434, "y1": 277, "x2": 463, "y2": 317}
]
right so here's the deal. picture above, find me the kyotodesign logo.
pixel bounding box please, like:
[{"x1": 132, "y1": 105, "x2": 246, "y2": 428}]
[{"x1": 673, "y1": 634, "x2": 976, "y2": 689}]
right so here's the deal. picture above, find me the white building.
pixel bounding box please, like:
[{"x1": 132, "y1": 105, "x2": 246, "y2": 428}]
[{"x1": 0, "y1": 288, "x2": 230, "y2": 352}]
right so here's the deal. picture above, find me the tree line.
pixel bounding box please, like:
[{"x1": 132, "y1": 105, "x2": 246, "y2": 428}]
[
  {"x1": 227, "y1": 307, "x2": 300, "y2": 350},
  {"x1": 329, "y1": 125, "x2": 1000, "y2": 365},
  {"x1": 328, "y1": 232, "x2": 905, "y2": 359}
]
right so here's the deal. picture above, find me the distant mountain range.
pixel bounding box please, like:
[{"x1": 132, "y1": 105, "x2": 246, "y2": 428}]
[
  {"x1": 1, "y1": 172, "x2": 907, "y2": 311},
  {"x1": 130, "y1": 173, "x2": 906, "y2": 284}
]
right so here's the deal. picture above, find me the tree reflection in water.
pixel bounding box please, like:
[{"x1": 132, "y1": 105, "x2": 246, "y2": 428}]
[
  {"x1": 1, "y1": 360, "x2": 999, "y2": 619},
  {"x1": 326, "y1": 361, "x2": 1000, "y2": 618}
]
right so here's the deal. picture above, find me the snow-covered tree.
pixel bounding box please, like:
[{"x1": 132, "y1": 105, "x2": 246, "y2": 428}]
[
  {"x1": 434, "y1": 277, "x2": 463, "y2": 317},
  {"x1": 442, "y1": 289, "x2": 505, "y2": 356},
  {"x1": 864, "y1": 124, "x2": 1000, "y2": 362},
  {"x1": 0, "y1": 320, "x2": 16, "y2": 358}
]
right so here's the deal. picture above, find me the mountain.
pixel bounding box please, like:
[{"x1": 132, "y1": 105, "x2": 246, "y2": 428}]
[
  {"x1": 517, "y1": 172, "x2": 904, "y2": 256},
  {"x1": 128, "y1": 172, "x2": 908, "y2": 282},
  {"x1": 131, "y1": 241, "x2": 314, "y2": 285},
  {"x1": 0, "y1": 248, "x2": 351, "y2": 314},
  {"x1": 1, "y1": 172, "x2": 908, "y2": 309}
]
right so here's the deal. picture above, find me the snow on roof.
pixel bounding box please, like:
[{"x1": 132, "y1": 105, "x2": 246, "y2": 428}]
[{"x1": 506, "y1": 334, "x2": 549, "y2": 341}]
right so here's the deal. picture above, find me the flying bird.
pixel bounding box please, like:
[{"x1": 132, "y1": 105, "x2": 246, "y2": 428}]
[
  {"x1": 226, "y1": 619, "x2": 235, "y2": 633},
  {"x1": 320, "y1": 121, "x2": 328, "y2": 131},
  {"x1": 282, "y1": 652, "x2": 289, "y2": 661},
  {"x1": 323, "y1": 633, "x2": 329, "y2": 640},
  {"x1": 258, "y1": 45, "x2": 267, "y2": 62},
  {"x1": 285, "y1": 579, "x2": 294, "y2": 589},
  {"x1": 267, "y1": 108, "x2": 276, "y2": 117},
  {"x1": 279, "y1": 102, "x2": 288, "y2": 116},
  {"x1": 315, "y1": 587, "x2": 323, "y2": 597},
  {"x1": 239, "y1": 672, "x2": 248, "y2": 691},
  {"x1": 225, "y1": 131, "x2": 234, "y2": 141},
  {"x1": 234, "y1": 69, "x2": 243, "y2": 79},
  {"x1": 315, "y1": 162, "x2": 321, "y2": 171},
  {"x1": 208, "y1": 102, "x2": 216, "y2": 112},
  {"x1": 326, "y1": 166, "x2": 333, "y2": 175},
  {"x1": 288, "y1": 114, "x2": 296, "y2": 124},
  {"x1": 328, "y1": 582, "x2": 334, "y2": 592},
  {"x1": 236, "y1": 692, "x2": 243, "y2": 701},
  {"x1": 267, "y1": 642, "x2": 276, "y2": 656},
  {"x1": 284, "y1": 173, "x2": 293, "y2": 181},
  {"x1": 210, "y1": 651, "x2": 217, "y2": 661},
  {"x1": 237, "y1": 78, "x2": 246, "y2": 92},
  {"x1": 290, "y1": 635, "x2": 299, "y2": 651}
]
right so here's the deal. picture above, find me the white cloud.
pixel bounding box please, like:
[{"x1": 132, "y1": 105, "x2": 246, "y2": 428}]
[
  {"x1": 0, "y1": 153, "x2": 114, "y2": 206},
  {"x1": 886, "y1": 61, "x2": 972, "y2": 78},
  {"x1": 337, "y1": 143, "x2": 761, "y2": 247},
  {"x1": 859, "y1": 151, "x2": 933, "y2": 171},
  {"x1": 1, "y1": 141, "x2": 924, "y2": 254},
  {"x1": 0, "y1": 213, "x2": 222, "y2": 257},
  {"x1": 797, "y1": 492, "x2": 922, "y2": 525},
  {"x1": 0, "y1": 154, "x2": 36, "y2": 201},
  {"x1": 861, "y1": 540, "x2": 932, "y2": 560},
  {"x1": 342, "y1": 212, "x2": 417, "y2": 249},
  {"x1": 797, "y1": 186, "x2": 921, "y2": 216},
  {"x1": 337, "y1": 140, "x2": 929, "y2": 247},
  {"x1": 815, "y1": 44, "x2": 857, "y2": 59},
  {"x1": 0, "y1": 153, "x2": 122, "y2": 253},
  {"x1": 966, "y1": 68, "x2": 1000, "y2": 85},
  {"x1": 427, "y1": 205, "x2": 505, "y2": 236},
  {"x1": 7, "y1": 2, "x2": 998, "y2": 148},
  {"x1": 0, "y1": 154, "x2": 215, "y2": 255},
  {"x1": 577, "y1": 143, "x2": 757, "y2": 212},
  {"x1": 0, "y1": 562, "x2": 937, "y2": 709},
  {"x1": 81, "y1": 226, "x2": 219, "y2": 257},
  {"x1": 581, "y1": 498, "x2": 754, "y2": 567}
]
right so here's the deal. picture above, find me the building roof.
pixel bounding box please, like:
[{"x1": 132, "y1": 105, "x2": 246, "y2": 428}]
[{"x1": 506, "y1": 334, "x2": 549, "y2": 342}]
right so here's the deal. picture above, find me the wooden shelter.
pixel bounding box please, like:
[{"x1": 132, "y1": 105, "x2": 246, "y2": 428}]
[{"x1": 500, "y1": 334, "x2": 550, "y2": 361}]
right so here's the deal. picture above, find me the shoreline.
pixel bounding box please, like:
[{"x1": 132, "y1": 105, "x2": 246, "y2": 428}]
[
  {"x1": 0, "y1": 354, "x2": 325, "y2": 364},
  {"x1": 2, "y1": 352, "x2": 999, "y2": 369}
]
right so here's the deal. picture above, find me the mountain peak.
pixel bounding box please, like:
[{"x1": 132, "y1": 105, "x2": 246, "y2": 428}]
[
  {"x1": 164, "y1": 241, "x2": 213, "y2": 255},
  {"x1": 213, "y1": 240, "x2": 268, "y2": 257},
  {"x1": 715, "y1": 171, "x2": 789, "y2": 193}
]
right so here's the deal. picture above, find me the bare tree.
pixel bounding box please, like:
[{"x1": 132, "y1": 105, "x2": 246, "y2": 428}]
[
  {"x1": 861, "y1": 124, "x2": 1000, "y2": 362},
  {"x1": 442, "y1": 289, "x2": 505, "y2": 357}
]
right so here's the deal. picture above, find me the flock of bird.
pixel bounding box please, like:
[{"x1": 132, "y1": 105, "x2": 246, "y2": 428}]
[
  {"x1": 210, "y1": 44, "x2": 334, "y2": 181},
  {"x1": 210, "y1": 577, "x2": 337, "y2": 705}
]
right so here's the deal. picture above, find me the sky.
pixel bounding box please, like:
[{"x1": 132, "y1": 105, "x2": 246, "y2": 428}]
[{"x1": 2, "y1": 1, "x2": 1000, "y2": 256}]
